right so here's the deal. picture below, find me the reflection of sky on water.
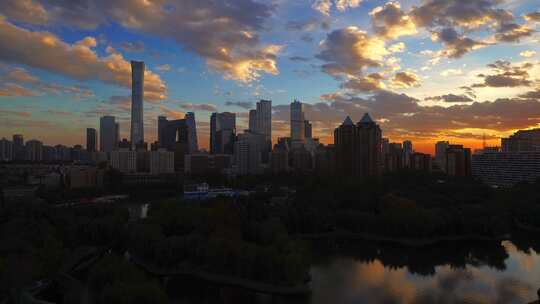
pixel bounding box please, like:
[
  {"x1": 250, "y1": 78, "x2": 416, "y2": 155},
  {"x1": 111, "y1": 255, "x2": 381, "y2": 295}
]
[{"x1": 309, "y1": 241, "x2": 540, "y2": 304}]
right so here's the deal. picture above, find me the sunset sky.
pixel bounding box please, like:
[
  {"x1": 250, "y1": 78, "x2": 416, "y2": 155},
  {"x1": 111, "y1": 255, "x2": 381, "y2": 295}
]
[{"x1": 0, "y1": 0, "x2": 539, "y2": 153}]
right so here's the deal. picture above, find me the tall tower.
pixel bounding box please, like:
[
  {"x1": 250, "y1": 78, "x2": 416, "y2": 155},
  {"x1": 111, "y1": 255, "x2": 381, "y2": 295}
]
[
  {"x1": 130, "y1": 61, "x2": 145, "y2": 147},
  {"x1": 290, "y1": 99, "x2": 305, "y2": 144},
  {"x1": 100, "y1": 116, "x2": 117, "y2": 153},
  {"x1": 185, "y1": 112, "x2": 198, "y2": 153},
  {"x1": 256, "y1": 100, "x2": 272, "y2": 141},
  {"x1": 86, "y1": 128, "x2": 97, "y2": 152}
]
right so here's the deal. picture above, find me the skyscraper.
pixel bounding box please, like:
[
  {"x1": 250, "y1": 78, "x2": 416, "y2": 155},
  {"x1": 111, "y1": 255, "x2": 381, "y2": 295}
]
[
  {"x1": 256, "y1": 100, "x2": 272, "y2": 141},
  {"x1": 100, "y1": 116, "x2": 117, "y2": 153},
  {"x1": 435, "y1": 141, "x2": 449, "y2": 171},
  {"x1": 158, "y1": 116, "x2": 167, "y2": 146},
  {"x1": 304, "y1": 120, "x2": 312, "y2": 139},
  {"x1": 26, "y1": 139, "x2": 43, "y2": 162},
  {"x1": 0, "y1": 138, "x2": 13, "y2": 161},
  {"x1": 446, "y1": 145, "x2": 471, "y2": 177},
  {"x1": 210, "y1": 112, "x2": 236, "y2": 154},
  {"x1": 234, "y1": 131, "x2": 265, "y2": 175},
  {"x1": 249, "y1": 109, "x2": 257, "y2": 132},
  {"x1": 86, "y1": 128, "x2": 97, "y2": 152},
  {"x1": 185, "y1": 112, "x2": 198, "y2": 153},
  {"x1": 158, "y1": 117, "x2": 189, "y2": 151},
  {"x1": 130, "y1": 60, "x2": 145, "y2": 147},
  {"x1": 291, "y1": 100, "x2": 305, "y2": 146},
  {"x1": 334, "y1": 113, "x2": 382, "y2": 177},
  {"x1": 403, "y1": 140, "x2": 413, "y2": 167}
]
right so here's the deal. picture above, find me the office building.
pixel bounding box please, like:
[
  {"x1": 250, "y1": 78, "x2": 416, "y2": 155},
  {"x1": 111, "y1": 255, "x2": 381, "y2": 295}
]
[
  {"x1": 382, "y1": 138, "x2": 390, "y2": 155},
  {"x1": 270, "y1": 138, "x2": 289, "y2": 174},
  {"x1": 304, "y1": 120, "x2": 312, "y2": 139},
  {"x1": 158, "y1": 116, "x2": 167, "y2": 146},
  {"x1": 472, "y1": 151, "x2": 540, "y2": 187},
  {"x1": 184, "y1": 154, "x2": 232, "y2": 176},
  {"x1": 314, "y1": 144, "x2": 336, "y2": 176},
  {"x1": 130, "y1": 60, "x2": 145, "y2": 147},
  {"x1": 446, "y1": 145, "x2": 471, "y2": 177},
  {"x1": 158, "y1": 117, "x2": 189, "y2": 151},
  {"x1": 290, "y1": 145, "x2": 313, "y2": 172},
  {"x1": 55, "y1": 145, "x2": 71, "y2": 161},
  {"x1": 249, "y1": 109, "x2": 257, "y2": 132},
  {"x1": 403, "y1": 140, "x2": 413, "y2": 167},
  {"x1": 210, "y1": 112, "x2": 236, "y2": 154},
  {"x1": 185, "y1": 112, "x2": 199, "y2": 153},
  {"x1": 0, "y1": 138, "x2": 13, "y2": 161},
  {"x1": 110, "y1": 149, "x2": 137, "y2": 173},
  {"x1": 234, "y1": 131, "x2": 265, "y2": 175},
  {"x1": 150, "y1": 149, "x2": 175, "y2": 174},
  {"x1": 334, "y1": 113, "x2": 382, "y2": 177},
  {"x1": 13, "y1": 134, "x2": 25, "y2": 160},
  {"x1": 256, "y1": 99, "x2": 272, "y2": 141},
  {"x1": 290, "y1": 99, "x2": 305, "y2": 145},
  {"x1": 435, "y1": 141, "x2": 449, "y2": 171},
  {"x1": 384, "y1": 143, "x2": 404, "y2": 172},
  {"x1": 86, "y1": 128, "x2": 97, "y2": 152},
  {"x1": 501, "y1": 128, "x2": 540, "y2": 152},
  {"x1": 410, "y1": 153, "x2": 432, "y2": 173},
  {"x1": 25, "y1": 140, "x2": 43, "y2": 162},
  {"x1": 100, "y1": 116, "x2": 118, "y2": 153}
]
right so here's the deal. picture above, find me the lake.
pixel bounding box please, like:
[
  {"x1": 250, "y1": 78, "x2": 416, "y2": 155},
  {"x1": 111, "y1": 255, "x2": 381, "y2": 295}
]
[{"x1": 168, "y1": 237, "x2": 540, "y2": 304}]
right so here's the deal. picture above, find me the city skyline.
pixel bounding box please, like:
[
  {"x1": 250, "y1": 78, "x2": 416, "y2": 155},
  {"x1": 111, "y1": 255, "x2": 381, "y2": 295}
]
[{"x1": 0, "y1": 0, "x2": 539, "y2": 154}]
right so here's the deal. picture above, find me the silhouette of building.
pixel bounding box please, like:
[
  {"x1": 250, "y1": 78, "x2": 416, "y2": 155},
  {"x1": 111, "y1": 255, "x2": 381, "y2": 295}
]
[
  {"x1": 304, "y1": 120, "x2": 312, "y2": 139},
  {"x1": 150, "y1": 149, "x2": 175, "y2": 174},
  {"x1": 410, "y1": 152, "x2": 432, "y2": 173},
  {"x1": 234, "y1": 131, "x2": 265, "y2": 175},
  {"x1": 403, "y1": 140, "x2": 413, "y2": 167},
  {"x1": 270, "y1": 138, "x2": 289, "y2": 174},
  {"x1": 185, "y1": 112, "x2": 198, "y2": 153},
  {"x1": 210, "y1": 112, "x2": 236, "y2": 154},
  {"x1": 86, "y1": 128, "x2": 97, "y2": 152},
  {"x1": 13, "y1": 134, "x2": 25, "y2": 160},
  {"x1": 446, "y1": 145, "x2": 471, "y2": 177},
  {"x1": 384, "y1": 142, "x2": 404, "y2": 172},
  {"x1": 290, "y1": 100, "x2": 305, "y2": 147},
  {"x1": 0, "y1": 138, "x2": 13, "y2": 161},
  {"x1": 501, "y1": 128, "x2": 540, "y2": 152},
  {"x1": 435, "y1": 141, "x2": 449, "y2": 171},
  {"x1": 158, "y1": 117, "x2": 190, "y2": 152},
  {"x1": 249, "y1": 109, "x2": 257, "y2": 132},
  {"x1": 290, "y1": 145, "x2": 313, "y2": 172},
  {"x1": 25, "y1": 140, "x2": 43, "y2": 162},
  {"x1": 100, "y1": 116, "x2": 118, "y2": 153},
  {"x1": 184, "y1": 154, "x2": 232, "y2": 176},
  {"x1": 334, "y1": 114, "x2": 382, "y2": 177},
  {"x1": 314, "y1": 144, "x2": 336, "y2": 176},
  {"x1": 130, "y1": 61, "x2": 145, "y2": 147},
  {"x1": 472, "y1": 151, "x2": 540, "y2": 186},
  {"x1": 110, "y1": 149, "x2": 136, "y2": 172}
]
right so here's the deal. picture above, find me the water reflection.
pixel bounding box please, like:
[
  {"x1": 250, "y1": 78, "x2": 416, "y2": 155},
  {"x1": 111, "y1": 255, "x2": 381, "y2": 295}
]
[{"x1": 167, "y1": 238, "x2": 540, "y2": 304}]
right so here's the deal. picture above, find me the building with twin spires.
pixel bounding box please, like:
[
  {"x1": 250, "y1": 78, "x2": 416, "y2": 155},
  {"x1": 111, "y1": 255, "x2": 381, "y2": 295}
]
[{"x1": 334, "y1": 113, "x2": 382, "y2": 177}]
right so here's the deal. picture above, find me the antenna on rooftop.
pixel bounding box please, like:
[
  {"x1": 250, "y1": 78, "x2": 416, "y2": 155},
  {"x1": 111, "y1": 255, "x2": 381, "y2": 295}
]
[{"x1": 482, "y1": 133, "x2": 486, "y2": 149}]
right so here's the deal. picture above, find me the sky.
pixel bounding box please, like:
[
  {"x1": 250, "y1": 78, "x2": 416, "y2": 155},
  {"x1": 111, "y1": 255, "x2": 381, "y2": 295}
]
[{"x1": 0, "y1": 0, "x2": 539, "y2": 154}]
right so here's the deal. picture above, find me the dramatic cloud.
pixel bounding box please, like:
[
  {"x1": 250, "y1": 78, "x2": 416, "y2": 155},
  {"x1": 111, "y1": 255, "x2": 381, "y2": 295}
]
[
  {"x1": 225, "y1": 101, "x2": 254, "y2": 110},
  {"x1": 432, "y1": 27, "x2": 486, "y2": 58},
  {"x1": 425, "y1": 94, "x2": 473, "y2": 103},
  {"x1": 370, "y1": 2, "x2": 417, "y2": 39},
  {"x1": 179, "y1": 103, "x2": 218, "y2": 112},
  {"x1": 0, "y1": 0, "x2": 49, "y2": 25},
  {"x1": 519, "y1": 89, "x2": 540, "y2": 100},
  {"x1": 473, "y1": 60, "x2": 534, "y2": 88},
  {"x1": 495, "y1": 23, "x2": 535, "y2": 42},
  {"x1": 341, "y1": 73, "x2": 386, "y2": 93},
  {"x1": 0, "y1": 18, "x2": 166, "y2": 102},
  {"x1": 524, "y1": 11, "x2": 540, "y2": 23},
  {"x1": 391, "y1": 71, "x2": 420, "y2": 88},
  {"x1": 0, "y1": 83, "x2": 39, "y2": 97},
  {"x1": 317, "y1": 27, "x2": 388, "y2": 77},
  {"x1": 0, "y1": 0, "x2": 280, "y2": 83}
]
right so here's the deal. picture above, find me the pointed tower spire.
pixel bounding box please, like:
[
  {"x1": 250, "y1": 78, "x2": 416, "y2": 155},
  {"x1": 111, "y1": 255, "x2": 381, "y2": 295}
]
[
  {"x1": 359, "y1": 113, "x2": 374, "y2": 124},
  {"x1": 342, "y1": 116, "x2": 354, "y2": 126}
]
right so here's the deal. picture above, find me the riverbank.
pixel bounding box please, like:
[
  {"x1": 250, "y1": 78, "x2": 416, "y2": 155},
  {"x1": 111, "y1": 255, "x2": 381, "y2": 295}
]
[
  {"x1": 130, "y1": 254, "x2": 311, "y2": 296},
  {"x1": 295, "y1": 231, "x2": 510, "y2": 247}
]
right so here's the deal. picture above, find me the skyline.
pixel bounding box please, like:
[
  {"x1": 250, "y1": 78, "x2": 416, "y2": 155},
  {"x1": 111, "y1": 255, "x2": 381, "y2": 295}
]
[{"x1": 1, "y1": 0, "x2": 540, "y2": 154}]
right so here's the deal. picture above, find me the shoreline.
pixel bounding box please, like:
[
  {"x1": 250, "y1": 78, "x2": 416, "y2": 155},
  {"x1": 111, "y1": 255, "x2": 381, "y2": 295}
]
[
  {"x1": 130, "y1": 255, "x2": 311, "y2": 296},
  {"x1": 294, "y1": 231, "x2": 510, "y2": 247}
]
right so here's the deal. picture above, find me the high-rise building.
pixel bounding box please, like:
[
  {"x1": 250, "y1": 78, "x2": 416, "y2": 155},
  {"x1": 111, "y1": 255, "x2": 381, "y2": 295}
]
[
  {"x1": 410, "y1": 153, "x2": 432, "y2": 173},
  {"x1": 256, "y1": 99, "x2": 272, "y2": 141},
  {"x1": 435, "y1": 141, "x2": 449, "y2": 171},
  {"x1": 249, "y1": 109, "x2": 257, "y2": 132},
  {"x1": 158, "y1": 116, "x2": 167, "y2": 146},
  {"x1": 472, "y1": 151, "x2": 540, "y2": 186},
  {"x1": 381, "y1": 138, "x2": 390, "y2": 155},
  {"x1": 290, "y1": 99, "x2": 305, "y2": 145},
  {"x1": 130, "y1": 60, "x2": 145, "y2": 147},
  {"x1": 304, "y1": 120, "x2": 312, "y2": 139},
  {"x1": 270, "y1": 138, "x2": 289, "y2": 174},
  {"x1": 234, "y1": 131, "x2": 265, "y2": 175},
  {"x1": 501, "y1": 128, "x2": 540, "y2": 152},
  {"x1": 86, "y1": 128, "x2": 97, "y2": 152},
  {"x1": 0, "y1": 138, "x2": 13, "y2": 161},
  {"x1": 210, "y1": 112, "x2": 236, "y2": 154},
  {"x1": 26, "y1": 139, "x2": 43, "y2": 162},
  {"x1": 446, "y1": 145, "x2": 471, "y2": 177},
  {"x1": 156, "y1": 117, "x2": 189, "y2": 152},
  {"x1": 403, "y1": 140, "x2": 413, "y2": 167},
  {"x1": 314, "y1": 144, "x2": 336, "y2": 176},
  {"x1": 334, "y1": 113, "x2": 382, "y2": 177},
  {"x1": 110, "y1": 149, "x2": 137, "y2": 172},
  {"x1": 13, "y1": 134, "x2": 24, "y2": 160},
  {"x1": 184, "y1": 154, "x2": 232, "y2": 176},
  {"x1": 100, "y1": 116, "x2": 117, "y2": 153},
  {"x1": 384, "y1": 142, "x2": 404, "y2": 172},
  {"x1": 185, "y1": 112, "x2": 198, "y2": 153},
  {"x1": 150, "y1": 149, "x2": 175, "y2": 174}
]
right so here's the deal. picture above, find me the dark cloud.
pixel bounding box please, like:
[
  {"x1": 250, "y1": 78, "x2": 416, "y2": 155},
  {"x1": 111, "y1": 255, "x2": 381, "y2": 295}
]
[
  {"x1": 370, "y1": 2, "x2": 417, "y2": 39},
  {"x1": 473, "y1": 60, "x2": 534, "y2": 88},
  {"x1": 341, "y1": 73, "x2": 385, "y2": 93},
  {"x1": 495, "y1": 23, "x2": 535, "y2": 42},
  {"x1": 524, "y1": 11, "x2": 540, "y2": 23},
  {"x1": 425, "y1": 94, "x2": 473, "y2": 103},
  {"x1": 225, "y1": 101, "x2": 253, "y2": 110},
  {"x1": 519, "y1": 89, "x2": 540, "y2": 100},
  {"x1": 391, "y1": 71, "x2": 420, "y2": 88},
  {"x1": 289, "y1": 56, "x2": 310, "y2": 62},
  {"x1": 434, "y1": 27, "x2": 486, "y2": 58},
  {"x1": 179, "y1": 103, "x2": 217, "y2": 112}
]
